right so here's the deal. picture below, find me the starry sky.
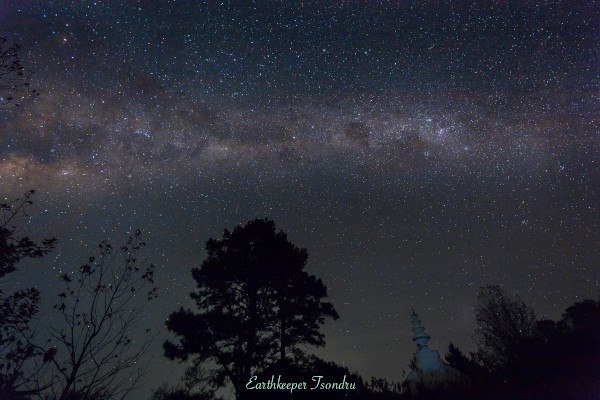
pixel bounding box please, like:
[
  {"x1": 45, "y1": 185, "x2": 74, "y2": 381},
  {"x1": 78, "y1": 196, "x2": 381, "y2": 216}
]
[{"x1": 1, "y1": 0, "x2": 599, "y2": 398}]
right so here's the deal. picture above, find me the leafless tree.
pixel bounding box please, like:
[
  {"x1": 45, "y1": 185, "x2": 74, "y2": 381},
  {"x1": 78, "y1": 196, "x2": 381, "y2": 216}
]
[
  {"x1": 47, "y1": 231, "x2": 158, "y2": 400},
  {"x1": 472, "y1": 285, "x2": 536, "y2": 369}
]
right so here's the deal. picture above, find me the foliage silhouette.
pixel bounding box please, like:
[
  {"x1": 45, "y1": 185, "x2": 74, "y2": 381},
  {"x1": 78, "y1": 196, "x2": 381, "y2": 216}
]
[
  {"x1": 444, "y1": 343, "x2": 477, "y2": 376},
  {"x1": 0, "y1": 37, "x2": 39, "y2": 111},
  {"x1": 164, "y1": 218, "x2": 338, "y2": 400},
  {"x1": 409, "y1": 289, "x2": 600, "y2": 400},
  {"x1": 0, "y1": 191, "x2": 56, "y2": 399}
]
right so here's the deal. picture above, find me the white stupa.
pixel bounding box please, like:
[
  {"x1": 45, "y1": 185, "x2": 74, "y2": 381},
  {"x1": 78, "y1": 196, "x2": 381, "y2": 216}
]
[{"x1": 404, "y1": 311, "x2": 466, "y2": 393}]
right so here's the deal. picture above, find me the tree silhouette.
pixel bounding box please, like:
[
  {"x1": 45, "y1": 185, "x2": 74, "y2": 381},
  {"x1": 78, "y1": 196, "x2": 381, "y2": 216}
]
[
  {"x1": 47, "y1": 231, "x2": 157, "y2": 400},
  {"x1": 417, "y1": 288, "x2": 600, "y2": 400},
  {"x1": 164, "y1": 218, "x2": 338, "y2": 400},
  {"x1": 471, "y1": 285, "x2": 536, "y2": 369},
  {"x1": 0, "y1": 191, "x2": 56, "y2": 399},
  {"x1": 270, "y1": 248, "x2": 338, "y2": 369},
  {"x1": 444, "y1": 343, "x2": 477, "y2": 376},
  {"x1": 0, "y1": 37, "x2": 38, "y2": 111},
  {"x1": 501, "y1": 297, "x2": 600, "y2": 400}
]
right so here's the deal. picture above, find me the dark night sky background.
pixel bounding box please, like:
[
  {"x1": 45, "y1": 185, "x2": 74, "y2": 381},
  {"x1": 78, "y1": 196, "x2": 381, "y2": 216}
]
[{"x1": 1, "y1": 1, "x2": 599, "y2": 398}]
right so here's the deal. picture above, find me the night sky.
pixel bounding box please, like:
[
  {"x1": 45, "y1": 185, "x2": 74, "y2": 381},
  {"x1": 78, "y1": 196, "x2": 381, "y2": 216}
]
[{"x1": 1, "y1": 1, "x2": 599, "y2": 398}]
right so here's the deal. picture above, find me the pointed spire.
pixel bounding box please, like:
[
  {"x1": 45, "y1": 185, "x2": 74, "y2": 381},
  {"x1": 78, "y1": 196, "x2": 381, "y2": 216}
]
[{"x1": 411, "y1": 311, "x2": 431, "y2": 350}]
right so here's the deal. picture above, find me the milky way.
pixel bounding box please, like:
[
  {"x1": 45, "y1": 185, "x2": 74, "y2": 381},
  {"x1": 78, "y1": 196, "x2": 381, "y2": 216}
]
[{"x1": 1, "y1": 1, "x2": 598, "y2": 398}]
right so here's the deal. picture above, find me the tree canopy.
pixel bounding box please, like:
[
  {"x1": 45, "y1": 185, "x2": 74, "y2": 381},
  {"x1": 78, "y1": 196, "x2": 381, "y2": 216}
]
[{"x1": 164, "y1": 218, "x2": 338, "y2": 399}]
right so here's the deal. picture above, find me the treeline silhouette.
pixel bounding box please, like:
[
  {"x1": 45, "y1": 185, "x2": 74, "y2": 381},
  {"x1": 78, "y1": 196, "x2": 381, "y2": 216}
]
[
  {"x1": 430, "y1": 286, "x2": 600, "y2": 400},
  {"x1": 152, "y1": 219, "x2": 600, "y2": 400},
  {"x1": 0, "y1": 193, "x2": 598, "y2": 400}
]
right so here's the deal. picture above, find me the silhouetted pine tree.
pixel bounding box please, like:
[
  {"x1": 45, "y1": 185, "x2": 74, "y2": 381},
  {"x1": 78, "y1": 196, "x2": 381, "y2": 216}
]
[{"x1": 164, "y1": 219, "x2": 338, "y2": 400}]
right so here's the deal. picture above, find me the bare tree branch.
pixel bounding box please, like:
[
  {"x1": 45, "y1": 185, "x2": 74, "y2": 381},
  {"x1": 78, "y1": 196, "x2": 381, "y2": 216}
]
[{"x1": 47, "y1": 231, "x2": 158, "y2": 400}]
